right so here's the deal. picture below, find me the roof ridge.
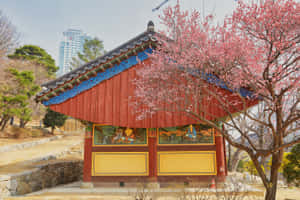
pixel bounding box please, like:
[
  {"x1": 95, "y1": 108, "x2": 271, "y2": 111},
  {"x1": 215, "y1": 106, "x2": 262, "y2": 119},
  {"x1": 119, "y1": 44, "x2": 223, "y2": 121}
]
[
  {"x1": 42, "y1": 30, "x2": 156, "y2": 88},
  {"x1": 36, "y1": 29, "x2": 158, "y2": 101}
]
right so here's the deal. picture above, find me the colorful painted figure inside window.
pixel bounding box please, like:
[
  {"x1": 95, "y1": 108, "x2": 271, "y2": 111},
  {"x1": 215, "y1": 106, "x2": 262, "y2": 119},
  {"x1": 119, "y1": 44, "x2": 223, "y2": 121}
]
[
  {"x1": 159, "y1": 124, "x2": 214, "y2": 144},
  {"x1": 94, "y1": 125, "x2": 147, "y2": 145}
]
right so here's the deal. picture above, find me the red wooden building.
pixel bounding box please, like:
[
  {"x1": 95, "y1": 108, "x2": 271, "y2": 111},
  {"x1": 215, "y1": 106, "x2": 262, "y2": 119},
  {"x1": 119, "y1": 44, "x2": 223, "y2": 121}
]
[{"x1": 36, "y1": 22, "x2": 255, "y2": 186}]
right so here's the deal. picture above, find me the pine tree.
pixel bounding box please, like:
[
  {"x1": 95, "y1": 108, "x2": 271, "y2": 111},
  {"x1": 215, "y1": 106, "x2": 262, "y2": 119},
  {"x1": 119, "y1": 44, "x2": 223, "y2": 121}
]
[
  {"x1": 70, "y1": 37, "x2": 105, "y2": 69},
  {"x1": 42, "y1": 108, "x2": 67, "y2": 134},
  {"x1": 8, "y1": 45, "x2": 58, "y2": 77}
]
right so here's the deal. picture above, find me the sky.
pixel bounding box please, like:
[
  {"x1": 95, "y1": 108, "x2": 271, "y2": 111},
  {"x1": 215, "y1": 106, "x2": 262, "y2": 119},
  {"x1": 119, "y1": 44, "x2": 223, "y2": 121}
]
[{"x1": 1, "y1": 0, "x2": 238, "y2": 65}]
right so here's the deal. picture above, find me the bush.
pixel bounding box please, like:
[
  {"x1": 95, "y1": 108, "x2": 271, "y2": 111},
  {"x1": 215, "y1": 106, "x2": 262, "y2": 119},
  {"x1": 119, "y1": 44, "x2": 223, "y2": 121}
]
[
  {"x1": 283, "y1": 143, "x2": 300, "y2": 186},
  {"x1": 43, "y1": 108, "x2": 67, "y2": 134}
]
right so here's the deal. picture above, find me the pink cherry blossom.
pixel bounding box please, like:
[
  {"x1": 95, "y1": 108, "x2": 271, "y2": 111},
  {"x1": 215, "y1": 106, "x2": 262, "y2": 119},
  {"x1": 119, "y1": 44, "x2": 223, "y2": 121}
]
[{"x1": 133, "y1": 1, "x2": 300, "y2": 199}]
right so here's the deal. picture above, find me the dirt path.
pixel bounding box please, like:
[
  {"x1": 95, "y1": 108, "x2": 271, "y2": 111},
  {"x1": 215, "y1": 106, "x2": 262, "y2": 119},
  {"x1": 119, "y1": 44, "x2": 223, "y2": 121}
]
[
  {"x1": 4, "y1": 188, "x2": 300, "y2": 200},
  {"x1": 0, "y1": 135, "x2": 83, "y2": 170},
  {"x1": 0, "y1": 137, "x2": 46, "y2": 147}
]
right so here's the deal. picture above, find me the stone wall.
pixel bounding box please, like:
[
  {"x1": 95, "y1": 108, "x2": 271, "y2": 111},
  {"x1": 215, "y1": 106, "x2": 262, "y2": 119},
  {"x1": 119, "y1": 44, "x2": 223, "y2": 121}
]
[{"x1": 0, "y1": 160, "x2": 82, "y2": 200}]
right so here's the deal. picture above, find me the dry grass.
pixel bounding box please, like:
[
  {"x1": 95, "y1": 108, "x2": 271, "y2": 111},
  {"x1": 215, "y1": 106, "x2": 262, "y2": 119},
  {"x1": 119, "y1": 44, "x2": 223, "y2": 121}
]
[{"x1": 0, "y1": 125, "x2": 51, "y2": 139}]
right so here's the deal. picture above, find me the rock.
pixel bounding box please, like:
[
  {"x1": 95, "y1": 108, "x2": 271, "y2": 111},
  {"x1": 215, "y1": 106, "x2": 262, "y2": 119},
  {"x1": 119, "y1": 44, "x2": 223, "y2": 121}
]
[
  {"x1": 80, "y1": 182, "x2": 94, "y2": 189},
  {"x1": 9, "y1": 179, "x2": 18, "y2": 195},
  {"x1": 1, "y1": 160, "x2": 83, "y2": 197},
  {"x1": 0, "y1": 178, "x2": 11, "y2": 197},
  {"x1": 16, "y1": 181, "x2": 32, "y2": 195}
]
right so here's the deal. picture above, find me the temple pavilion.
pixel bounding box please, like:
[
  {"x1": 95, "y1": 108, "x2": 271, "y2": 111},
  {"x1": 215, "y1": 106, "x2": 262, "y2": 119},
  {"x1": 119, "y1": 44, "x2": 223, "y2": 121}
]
[{"x1": 36, "y1": 21, "x2": 256, "y2": 186}]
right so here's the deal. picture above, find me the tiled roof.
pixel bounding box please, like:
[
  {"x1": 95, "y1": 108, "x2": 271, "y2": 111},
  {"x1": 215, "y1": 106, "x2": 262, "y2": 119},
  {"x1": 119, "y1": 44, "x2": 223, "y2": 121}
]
[{"x1": 36, "y1": 22, "x2": 157, "y2": 101}]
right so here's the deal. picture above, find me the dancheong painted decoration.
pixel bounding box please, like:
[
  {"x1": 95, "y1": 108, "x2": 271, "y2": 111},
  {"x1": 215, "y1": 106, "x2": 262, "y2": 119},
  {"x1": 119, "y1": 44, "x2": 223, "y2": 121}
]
[{"x1": 36, "y1": 21, "x2": 257, "y2": 185}]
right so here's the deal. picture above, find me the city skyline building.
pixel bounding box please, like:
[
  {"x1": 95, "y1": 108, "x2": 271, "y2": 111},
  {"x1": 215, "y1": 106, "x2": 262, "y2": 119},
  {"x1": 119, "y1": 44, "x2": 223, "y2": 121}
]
[{"x1": 58, "y1": 29, "x2": 91, "y2": 76}]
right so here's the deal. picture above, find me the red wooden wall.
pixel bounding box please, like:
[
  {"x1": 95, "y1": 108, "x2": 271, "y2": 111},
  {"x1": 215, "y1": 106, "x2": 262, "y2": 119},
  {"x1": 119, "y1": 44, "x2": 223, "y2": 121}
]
[{"x1": 50, "y1": 59, "x2": 257, "y2": 128}]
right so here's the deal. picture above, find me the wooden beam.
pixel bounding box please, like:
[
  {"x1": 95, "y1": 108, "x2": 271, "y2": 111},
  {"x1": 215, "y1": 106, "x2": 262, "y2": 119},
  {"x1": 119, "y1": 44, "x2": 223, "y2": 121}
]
[
  {"x1": 140, "y1": 45, "x2": 146, "y2": 51},
  {"x1": 96, "y1": 65, "x2": 106, "y2": 72},
  {"x1": 131, "y1": 49, "x2": 137, "y2": 56},
  {"x1": 122, "y1": 54, "x2": 129, "y2": 59},
  {"x1": 48, "y1": 91, "x2": 56, "y2": 98},
  {"x1": 90, "y1": 70, "x2": 97, "y2": 76},
  {"x1": 114, "y1": 58, "x2": 121, "y2": 65},
  {"x1": 106, "y1": 62, "x2": 113, "y2": 68},
  {"x1": 66, "y1": 83, "x2": 73, "y2": 89},
  {"x1": 75, "y1": 79, "x2": 81, "y2": 84},
  {"x1": 58, "y1": 87, "x2": 65, "y2": 92},
  {"x1": 80, "y1": 74, "x2": 89, "y2": 81},
  {"x1": 41, "y1": 96, "x2": 49, "y2": 101}
]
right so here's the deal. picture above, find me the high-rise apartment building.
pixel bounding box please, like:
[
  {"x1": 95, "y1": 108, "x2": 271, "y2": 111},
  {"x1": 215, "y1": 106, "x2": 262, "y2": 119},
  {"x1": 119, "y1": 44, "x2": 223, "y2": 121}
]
[{"x1": 58, "y1": 29, "x2": 91, "y2": 76}]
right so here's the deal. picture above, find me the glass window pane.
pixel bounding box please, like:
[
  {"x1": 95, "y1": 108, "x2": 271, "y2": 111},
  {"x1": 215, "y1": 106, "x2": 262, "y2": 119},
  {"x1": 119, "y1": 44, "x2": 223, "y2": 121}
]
[
  {"x1": 159, "y1": 124, "x2": 214, "y2": 144},
  {"x1": 94, "y1": 125, "x2": 147, "y2": 145}
]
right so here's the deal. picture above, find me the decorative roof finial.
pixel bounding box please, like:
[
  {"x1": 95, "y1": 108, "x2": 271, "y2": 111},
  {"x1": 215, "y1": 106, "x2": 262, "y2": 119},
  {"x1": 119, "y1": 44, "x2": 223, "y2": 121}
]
[{"x1": 147, "y1": 21, "x2": 154, "y2": 32}]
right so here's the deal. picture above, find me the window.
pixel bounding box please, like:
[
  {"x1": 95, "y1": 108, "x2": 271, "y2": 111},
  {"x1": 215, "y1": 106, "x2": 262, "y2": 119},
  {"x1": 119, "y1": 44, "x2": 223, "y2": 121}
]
[
  {"x1": 158, "y1": 124, "x2": 214, "y2": 144},
  {"x1": 93, "y1": 125, "x2": 147, "y2": 145}
]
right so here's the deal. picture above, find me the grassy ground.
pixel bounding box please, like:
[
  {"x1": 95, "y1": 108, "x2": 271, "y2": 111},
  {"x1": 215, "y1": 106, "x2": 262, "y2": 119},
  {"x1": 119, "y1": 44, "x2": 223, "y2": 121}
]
[{"x1": 5, "y1": 187, "x2": 300, "y2": 200}]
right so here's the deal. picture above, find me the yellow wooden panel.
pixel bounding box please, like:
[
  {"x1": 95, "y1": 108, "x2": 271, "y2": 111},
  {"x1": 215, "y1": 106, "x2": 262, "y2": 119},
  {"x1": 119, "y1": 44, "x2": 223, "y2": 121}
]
[
  {"x1": 158, "y1": 151, "x2": 216, "y2": 175},
  {"x1": 92, "y1": 152, "x2": 148, "y2": 176}
]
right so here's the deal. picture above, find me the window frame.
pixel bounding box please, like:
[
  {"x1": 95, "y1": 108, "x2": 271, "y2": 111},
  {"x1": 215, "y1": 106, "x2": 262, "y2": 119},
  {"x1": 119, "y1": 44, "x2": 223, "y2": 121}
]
[
  {"x1": 92, "y1": 124, "x2": 149, "y2": 147},
  {"x1": 157, "y1": 125, "x2": 215, "y2": 146}
]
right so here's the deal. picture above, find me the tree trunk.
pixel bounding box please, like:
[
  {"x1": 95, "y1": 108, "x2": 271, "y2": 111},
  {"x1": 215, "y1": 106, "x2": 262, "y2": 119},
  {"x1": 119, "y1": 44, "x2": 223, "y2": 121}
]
[
  {"x1": 23, "y1": 121, "x2": 28, "y2": 127},
  {"x1": 265, "y1": 169, "x2": 278, "y2": 200},
  {"x1": 265, "y1": 184, "x2": 277, "y2": 200},
  {"x1": 261, "y1": 156, "x2": 268, "y2": 172},
  {"x1": 264, "y1": 152, "x2": 282, "y2": 200},
  {"x1": 227, "y1": 143, "x2": 232, "y2": 171},
  {"x1": 227, "y1": 143, "x2": 242, "y2": 172},
  {"x1": 0, "y1": 118, "x2": 9, "y2": 131},
  {"x1": 230, "y1": 149, "x2": 242, "y2": 172},
  {"x1": 51, "y1": 126, "x2": 54, "y2": 134},
  {"x1": 19, "y1": 119, "x2": 25, "y2": 128},
  {"x1": 19, "y1": 119, "x2": 28, "y2": 128},
  {"x1": 0, "y1": 117, "x2": 5, "y2": 127}
]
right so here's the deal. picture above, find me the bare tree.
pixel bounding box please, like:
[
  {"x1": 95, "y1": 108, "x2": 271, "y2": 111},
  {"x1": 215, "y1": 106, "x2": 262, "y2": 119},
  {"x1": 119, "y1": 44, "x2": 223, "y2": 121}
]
[{"x1": 0, "y1": 10, "x2": 19, "y2": 57}]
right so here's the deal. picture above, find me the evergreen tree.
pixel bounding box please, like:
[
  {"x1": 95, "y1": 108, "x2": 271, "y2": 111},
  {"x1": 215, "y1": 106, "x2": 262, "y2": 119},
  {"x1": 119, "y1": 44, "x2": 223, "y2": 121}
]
[
  {"x1": 0, "y1": 95, "x2": 26, "y2": 131},
  {"x1": 9, "y1": 68, "x2": 40, "y2": 127},
  {"x1": 70, "y1": 37, "x2": 105, "y2": 69},
  {"x1": 283, "y1": 144, "x2": 300, "y2": 186},
  {"x1": 43, "y1": 108, "x2": 67, "y2": 134},
  {"x1": 0, "y1": 68, "x2": 39, "y2": 130},
  {"x1": 8, "y1": 45, "x2": 58, "y2": 77}
]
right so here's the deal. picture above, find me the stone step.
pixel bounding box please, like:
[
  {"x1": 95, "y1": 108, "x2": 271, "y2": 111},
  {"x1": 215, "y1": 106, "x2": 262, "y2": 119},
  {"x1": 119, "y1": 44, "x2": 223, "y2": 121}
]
[
  {"x1": 3, "y1": 182, "x2": 264, "y2": 200},
  {"x1": 0, "y1": 135, "x2": 63, "y2": 153},
  {"x1": 0, "y1": 160, "x2": 83, "y2": 200},
  {"x1": 4, "y1": 195, "x2": 132, "y2": 200},
  {"x1": 3, "y1": 188, "x2": 265, "y2": 200},
  {"x1": 0, "y1": 134, "x2": 84, "y2": 200},
  {"x1": 0, "y1": 135, "x2": 83, "y2": 167}
]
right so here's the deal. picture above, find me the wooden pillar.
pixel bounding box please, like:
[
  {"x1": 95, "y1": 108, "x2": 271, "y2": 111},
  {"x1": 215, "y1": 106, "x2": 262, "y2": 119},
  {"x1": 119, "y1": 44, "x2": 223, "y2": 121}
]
[
  {"x1": 215, "y1": 129, "x2": 226, "y2": 178},
  {"x1": 148, "y1": 129, "x2": 157, "y2": 181},
  {"x1": 83, "y1": 129, "x2": 92, "y2": 182}
]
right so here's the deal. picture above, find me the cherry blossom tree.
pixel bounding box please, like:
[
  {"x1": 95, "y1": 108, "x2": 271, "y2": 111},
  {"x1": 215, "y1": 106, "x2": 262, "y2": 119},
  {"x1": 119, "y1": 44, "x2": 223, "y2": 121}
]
[{"x1": 133, "y1": 1, "x2": 300, "y2": 199}]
